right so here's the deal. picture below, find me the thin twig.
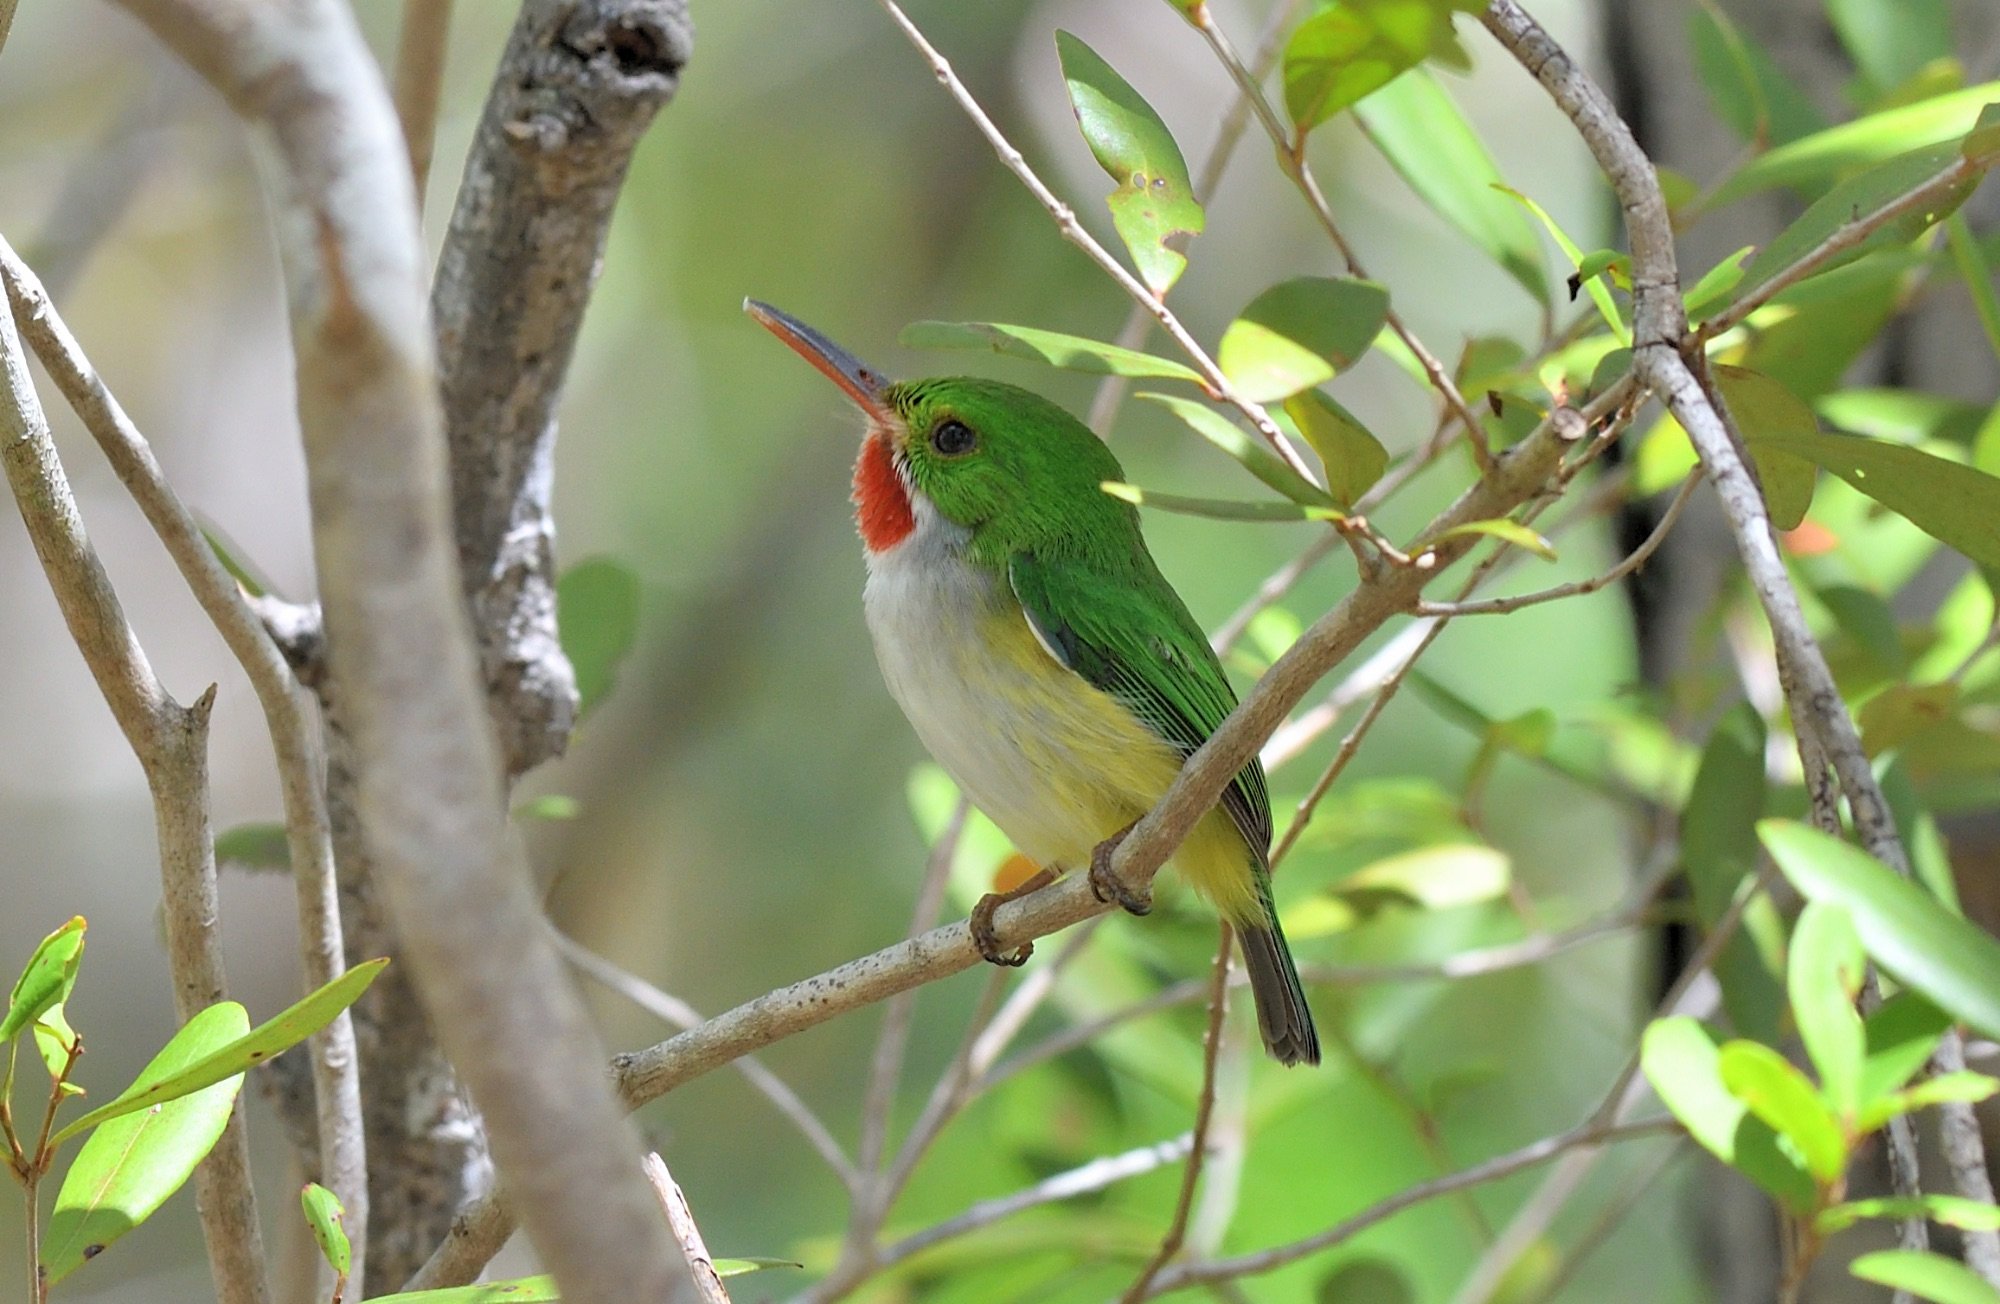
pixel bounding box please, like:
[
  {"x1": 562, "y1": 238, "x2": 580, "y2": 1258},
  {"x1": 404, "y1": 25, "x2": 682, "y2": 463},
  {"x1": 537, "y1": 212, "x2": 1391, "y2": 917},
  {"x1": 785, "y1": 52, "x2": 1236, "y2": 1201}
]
[
  {"x1": 1124, "y1": 928, "x2": 1235, "y2": 1301},
  {"x1": 874, "y1": 0, "x2": 1320, "y2": 486},
  {"x1": 643, "y1": 1154, "x2": 732, "y2": 1304},
  {"x1": 0, "y1": 243, "x2": 271, "y2": 1304},
  {"x1": 1, "y1": 237, "x2": 369, "y2": 1290},
  {"x1": 555, "y1": 932, "x2": 857, "y2": 1192},
  {"x1": 391, "y1": 0, "x2": 455, "y2": 212},
  {"x1": 1416, "y1": 470, "x2": 1700, "y2": 617},
  {"x1": 1139, "y1": 1118, "x2": 1677, "y2": 1296}
]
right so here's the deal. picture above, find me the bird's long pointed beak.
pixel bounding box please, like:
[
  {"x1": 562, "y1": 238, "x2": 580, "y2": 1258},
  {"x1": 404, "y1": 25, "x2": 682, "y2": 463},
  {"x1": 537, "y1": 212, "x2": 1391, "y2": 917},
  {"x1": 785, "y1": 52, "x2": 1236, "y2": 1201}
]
[{"x1": 745, "y1": 299, "x2": 896, "y2": 423}]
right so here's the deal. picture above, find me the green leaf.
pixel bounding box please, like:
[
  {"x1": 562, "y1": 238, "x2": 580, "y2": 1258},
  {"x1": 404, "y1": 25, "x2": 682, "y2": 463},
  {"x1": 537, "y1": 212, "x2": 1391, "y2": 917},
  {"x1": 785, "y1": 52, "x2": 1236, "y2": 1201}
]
[
  {"x1": 899, "y1": 321, "x2": 1203, "y2": 383},
  {"x1": 42, "y1": 1001, "x2": 250, "y2": 1284},
  {"x1": 1495, "y1": 185, "x2": 1627, "y2": 344},
  {"x1": 1752, "y1": 429, "x2": 2000, "y2": 569},
  {"x1": 1859, "y1": 1071, "x2": 2000, "y2": 1132},
  {"x1": 557, "y1": 557, "x2": 641, "y2": 718},
  {"x1": 1862, "y1": 990, "x2": 1953, "y2": 1103},
  {"x1": 1284, "y1": 390, "x2": 1387, "y2": 508},
  {"x1": 1139, "y1": 393, "x2": 1334, "y2": 507},
  {"x1": 1217, "y1": 277, "x2": 1389, "y2": 402},
  {"x1": 1056, "y1": 31, "x2": 1203, "y2": 295},
  {"x1": 33, "y1": 1002, "x2": 81, "y2": 1088},
  {"x1": 1789, "y1": 902, "x2": 1867, "y2": 1116},
  {"x1": 513, "y1": 793, "x2": 581, "y2": 822},
  {"x1": 1761, "y1": 820, "x2": 2000, "y2": 1042},
  {"x1": 213, "y1": 822, "x2": 290, "y2": 872},
  {"x1": 1352, "y1": 68, "x2": 1548, "y2": 304},
  {"x1": 1640, "y1": 1017, "x2": 1818, "y2": 1211},
  {"x1": 1336, "y1": 843, "x2": 1509, "y2": 908},
  {"x1": 1851, "y1": 1249, "x2": 2000, "y2": 1304},
  {"x1": 1713, "y1": 365, "x2": 1820, "y2": 529},
  {"x1": 1819, "y1": 388, "x2": 1988, "y2": 446},
  {"x1": 1818, "y1": 584, "x2": 1907, "y2": 679},
  {"x1": 1826, "y1": 0, "x2": 1953, "y2": 104},
  {"x1": 300, "y1": 1182, "x2": 351, "y2": 1277},
  {"x1": 1737, "y1": 142, "x2": 1977, "y2": 304},
  {"x1": 1434, "y1": 517, "x2": 1556, "y2": 561},
  {"x1": 198, "y1": 523, "x2": 272, "y2": 600},
  {"x1": 1681, "y1": 704, "x2": 1785, "y2": 1043},
  {"x1": 4, "y1": 916, "x2": 86, "y2": 1045},
  {"x1": 53, "y1": 958, "x2": 388, "y2": 1145},
  {"x1": 714, "y1": 1256, "x2": 805, "y2": 1276},
  {"x1": 1099, "y1": 481, "x2": 1342, "y2": 523},
  {"x1": 1821, "y1": 1194, "x2": 2000, "y2": 1236},
  {"x1": 1282, "y1": 0, "x2": 1471, "y2": 136},
  {"x1": 1684, "y1": 247, "x2": 1754, "y2": 319},
  {"x1": 1688, "y1": 1, "x2": 1827, "y2": 146},
  {"x1": 1707, "y1": 81, "x2": 2000, "y2": 207},
  {"x1": 1716, "y1": 1039, "x2": 1849, "y2": 1183},
  {"x1": 1967, "y1": 103, "x2": 2000, "y2": 164}
]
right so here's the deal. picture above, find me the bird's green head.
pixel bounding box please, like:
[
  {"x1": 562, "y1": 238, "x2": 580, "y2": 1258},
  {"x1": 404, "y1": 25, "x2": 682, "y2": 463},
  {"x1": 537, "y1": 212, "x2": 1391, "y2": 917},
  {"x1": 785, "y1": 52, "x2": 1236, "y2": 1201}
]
[{"x1": 748, "y1": 300, "x2": 1129, "y2": 559}]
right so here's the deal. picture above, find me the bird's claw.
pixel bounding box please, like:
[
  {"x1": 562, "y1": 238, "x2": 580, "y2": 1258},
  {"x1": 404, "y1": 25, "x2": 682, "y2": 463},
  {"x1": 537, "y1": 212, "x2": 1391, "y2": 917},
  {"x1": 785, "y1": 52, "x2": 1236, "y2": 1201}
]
[
  {"x1": 970, "y1": 892, "x2": 1034, "y2": 967},
  {"x1": 1088, "y1": 828, "x2": 1150, "y2": 916}
]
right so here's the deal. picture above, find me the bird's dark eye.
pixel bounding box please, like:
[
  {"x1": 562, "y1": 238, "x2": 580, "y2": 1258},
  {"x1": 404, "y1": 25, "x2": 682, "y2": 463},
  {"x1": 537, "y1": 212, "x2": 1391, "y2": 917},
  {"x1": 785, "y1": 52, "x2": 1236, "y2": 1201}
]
[{"x1": 931, "y1": 419, "x2": 977, "y2": 456}]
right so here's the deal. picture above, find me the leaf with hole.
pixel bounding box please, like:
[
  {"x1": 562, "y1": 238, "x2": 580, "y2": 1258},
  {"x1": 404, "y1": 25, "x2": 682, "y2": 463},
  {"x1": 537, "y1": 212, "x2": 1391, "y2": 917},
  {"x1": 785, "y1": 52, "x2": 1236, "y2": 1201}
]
[
  {"x1": 53, "y1": 958, "x2": 388, "y2": 1145},
  {"x1": 1352, "y1": 67, "x2": 1547, "y2": 304},
  {"x1": 1761, "y1": 821, "x2": 2000, "y2": 1042},
  {"x1": 558, "y1": 557, "x2": 641, "y2": 718},
  {"x1": 1140, "y1": 393, "x2": 1333, "y2": 507},
  {"x1": 1217, "y1": 277, "x2": 1388, "y2": 402},
  {"x1": 3, "y1": 916, "x2": 85, "y2": 1045},
  {"x1": 1056, "y1": 31, "x2": 1203, "y2": 295},
  {"x1": 42, "y1": 1001, "x2": 249, "y2": 1284},
  {"x1": 1284, "y1": 390, "x2": 1387, "y2": 508},
  {"x1": 900, "y1": 321, "x2": 1203, "y2": 383}
]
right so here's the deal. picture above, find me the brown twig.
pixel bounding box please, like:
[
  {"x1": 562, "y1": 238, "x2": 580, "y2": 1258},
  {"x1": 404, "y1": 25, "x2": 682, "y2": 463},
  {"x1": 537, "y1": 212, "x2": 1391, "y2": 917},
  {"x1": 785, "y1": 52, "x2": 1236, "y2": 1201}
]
[{"x1": 643, "y1": 1154, "x2": 731, "y2": 1304}]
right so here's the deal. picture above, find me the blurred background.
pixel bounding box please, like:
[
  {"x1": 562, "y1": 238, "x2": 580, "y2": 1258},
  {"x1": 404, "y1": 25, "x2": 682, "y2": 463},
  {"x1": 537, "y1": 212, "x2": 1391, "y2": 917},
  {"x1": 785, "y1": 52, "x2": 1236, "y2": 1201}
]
[{"x1": 0, "y1": 0, "x2": 1990, "y2": 1300}]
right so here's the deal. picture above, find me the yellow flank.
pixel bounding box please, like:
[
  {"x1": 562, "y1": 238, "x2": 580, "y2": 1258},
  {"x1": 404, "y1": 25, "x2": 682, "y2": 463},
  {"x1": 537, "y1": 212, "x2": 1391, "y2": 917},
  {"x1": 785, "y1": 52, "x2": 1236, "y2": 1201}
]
[{"x1": 957, "y1": 599, "x2": 1263, "y2": 927}]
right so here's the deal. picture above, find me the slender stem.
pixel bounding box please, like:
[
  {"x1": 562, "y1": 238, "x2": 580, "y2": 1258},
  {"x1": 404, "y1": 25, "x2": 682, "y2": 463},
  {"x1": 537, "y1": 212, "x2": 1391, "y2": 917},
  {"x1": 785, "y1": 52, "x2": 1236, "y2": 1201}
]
[
  {"x1": 1946, "y1": 212, "x2": 2000, "y2": 362},
  {"x1": 1123, "y1": 928, "x2": 1235, "y2": 1301},
  {"x1": 25, "y1": 1171, "x2": 42, "y2": 1304},
  {"x1": 873, "y1": 0, "x2": 1320, "y2": 485}
]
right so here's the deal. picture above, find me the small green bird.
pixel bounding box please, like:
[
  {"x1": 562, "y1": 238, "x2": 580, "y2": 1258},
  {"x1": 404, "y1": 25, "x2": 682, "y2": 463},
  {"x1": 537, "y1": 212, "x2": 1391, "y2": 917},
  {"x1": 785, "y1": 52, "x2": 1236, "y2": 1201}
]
[{"x1": 748, "y1": 300, "x2": 1319, "y2": 1067}]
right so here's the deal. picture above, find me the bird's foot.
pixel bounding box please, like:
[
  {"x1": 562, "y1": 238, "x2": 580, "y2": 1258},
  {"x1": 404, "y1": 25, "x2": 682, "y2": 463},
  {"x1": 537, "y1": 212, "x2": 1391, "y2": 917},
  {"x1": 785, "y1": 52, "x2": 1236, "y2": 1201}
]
[
  {"x1": 969, "y1": 866, "x2": 1057, "y2": 967},
  {"x1": 1087, "y1": 824, "x2": 1150, "y2": 916}
]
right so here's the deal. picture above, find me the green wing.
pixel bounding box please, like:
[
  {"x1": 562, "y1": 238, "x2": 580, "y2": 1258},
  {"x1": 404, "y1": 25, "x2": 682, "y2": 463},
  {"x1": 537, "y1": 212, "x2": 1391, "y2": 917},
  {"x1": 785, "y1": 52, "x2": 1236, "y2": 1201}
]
[{"x1": 1009, "y1": 551, "x2": 1272, "y2": 862}]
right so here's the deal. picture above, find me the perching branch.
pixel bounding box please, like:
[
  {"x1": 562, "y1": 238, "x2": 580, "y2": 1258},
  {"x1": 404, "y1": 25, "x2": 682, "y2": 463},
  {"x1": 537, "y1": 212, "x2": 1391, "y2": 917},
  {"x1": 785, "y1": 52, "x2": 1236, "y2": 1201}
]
[
  {"x1": 1477, "y1": 2, "x2": 2000, "y2": 1280},
  {"x1": 408, "y1": 380, "x2": 1627, "y2": 1289},
  {"x1": 105, "y1": 1, "x2": 703, "y2": 1301},
  {"x1": 0, "y1": 243, "x2": 270, "y2": 1304},
  {"x1": 0, "y1": 238, "x2": 368, "y2": 1289}
]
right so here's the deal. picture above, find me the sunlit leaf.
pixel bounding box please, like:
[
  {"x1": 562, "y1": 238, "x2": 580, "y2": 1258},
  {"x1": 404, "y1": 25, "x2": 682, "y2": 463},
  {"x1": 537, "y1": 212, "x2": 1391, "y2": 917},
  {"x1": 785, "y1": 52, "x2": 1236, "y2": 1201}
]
[
  {"x1": 1789, "y1": 902, "x2": 1867, "y2": 1116},
  {"x1": 365, "y1": 1278, "x2": 561, "y2": 1303},
  {"x1": 1433, "y1": 517, "x2": 1556, "y2": 560},
  {"x1": 1100, "y1": 481, "x2": 1341, "y2": 522},
  {"x1": 1707, "y1": 81, "x2": 2000, "y2": 207},
  {"x1": 1140, "y1": 393, "x2": 1334, "y2": 506},
  {"x1": 512, "y1": 793, "x2": 581, "y2": 822},
  {"x1": 1353, "y1": 68, "x2": 1548, "y2": 304},
  {"x1": 1282, "y1": 0, "x2": 1475, "y2": 137},
  {"x1": 1336, "y1": 843, "x2": 1509, "y2": 909},
  {"x1": 300, "y1": 1182, "x2": 352, "y2": 1277},
  {"x1": 1495, "y1": 185, "x2": 1627, "y2": 343},
  {"x1": 1851, "y1": 1249, "x2": 2000, "y2": 1304},
  {"x1": 1640, "y1": 1017, "x2": 1817, "y2": 1211},
  {"x1": 557, "y1": 557, "x2": 641, "y2": 718},
  {"x1": 1284, "y1": 390, "x2": 1387, "y2": 508},
  {"x1": 900, "y1": 321, "x2": 1203, "y2": 383},
  {"x1": 1821, "y1": 1194, "x2": 2000, "y2": 1237},
  {"x1": 1684, "y1": 247, "x2": 1754, "y2": 319},
  {"x1": 1761, "y1": 820, "x2": 2000, "y2": 1042},
  {"x1": 1753, "y1": 428, "x2": 2000, "y2": 569},
  {"x1": 1858, "y1": 1071, "x2": 2000, "y2": 1132},
  {"x1": 4, "y1": 916, "x2": 86, "y2": 1045},
  {"x1": 43, "y1": 1002, "x2": 249, "y2": 1284},
  {"x1": 1819, "y1": 388, "x2": 1986, "y2": 445},
  {"x1": 1217, "y1": 277, "x2": 1389, "y2": 402},
  {"x1": 714, "y1": 1256, "x2": 805, "y2": 1276},
  {"x1": 1056, "y1": 32, "x2": 1203, "y2": 295},
  {"x1": 1717, "y1": 1039, "x2": 1848, "y2": 1182},
  {"x1": 54, "y1": 959, "x2": 388, "y2": 1145}
]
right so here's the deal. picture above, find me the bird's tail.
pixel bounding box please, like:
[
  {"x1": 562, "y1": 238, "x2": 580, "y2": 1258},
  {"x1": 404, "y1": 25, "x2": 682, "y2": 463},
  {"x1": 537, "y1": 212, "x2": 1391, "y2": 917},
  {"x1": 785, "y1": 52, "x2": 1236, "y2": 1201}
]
[{"x1": 1239, "y1": 876, "x2": 1319, "y2": 1067}]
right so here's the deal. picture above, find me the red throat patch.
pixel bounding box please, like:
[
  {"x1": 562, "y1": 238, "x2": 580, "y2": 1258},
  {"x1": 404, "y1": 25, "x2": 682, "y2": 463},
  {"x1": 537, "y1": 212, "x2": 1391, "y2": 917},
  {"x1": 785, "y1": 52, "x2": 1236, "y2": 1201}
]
[{"x1": 853, "y1": 431, "x2": 916, "y2": 552}]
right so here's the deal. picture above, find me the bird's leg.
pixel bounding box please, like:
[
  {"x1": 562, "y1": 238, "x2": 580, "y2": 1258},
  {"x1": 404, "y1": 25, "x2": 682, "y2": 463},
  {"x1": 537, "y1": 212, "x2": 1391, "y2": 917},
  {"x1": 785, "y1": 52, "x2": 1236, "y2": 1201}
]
[
  {"x1": 970, "y1": 867, "x2": 1058, "y2": 967},
  {"x1": 1087, "y1": 821, "x2": 1151, "y2": 916}
]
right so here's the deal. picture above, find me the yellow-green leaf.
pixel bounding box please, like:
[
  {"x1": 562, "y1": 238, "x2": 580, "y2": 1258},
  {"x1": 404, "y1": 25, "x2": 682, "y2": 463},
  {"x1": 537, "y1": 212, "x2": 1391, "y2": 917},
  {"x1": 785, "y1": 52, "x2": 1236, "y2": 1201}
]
[
  {"x1": 1218, "y1": 277, "x2": 1389, "y2": 402},
  {"x1": 900, "y1": 321, "x2": 1203, "y2": 383},
  {"x1": 301, "y1": 1182, "x2": 351, "y2": 1277},
  {"x1": 3, "y1": 916, "x2": 86, "y2": 1045},
  {"x1": 1141, "y1": 393, "x2": 1334, "y2": 507},
  {"x1": 1284, "y1": 390, "x2": 1387, "y2": 508}
]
